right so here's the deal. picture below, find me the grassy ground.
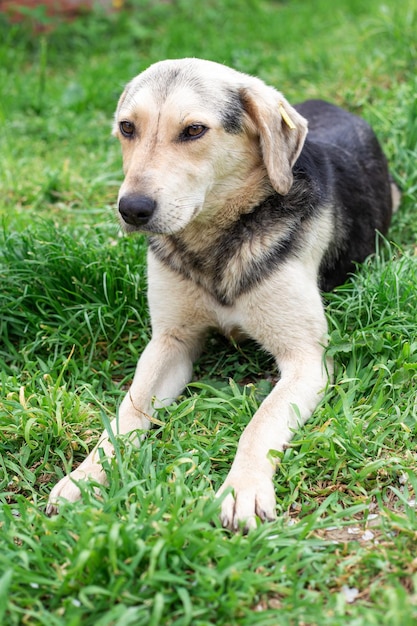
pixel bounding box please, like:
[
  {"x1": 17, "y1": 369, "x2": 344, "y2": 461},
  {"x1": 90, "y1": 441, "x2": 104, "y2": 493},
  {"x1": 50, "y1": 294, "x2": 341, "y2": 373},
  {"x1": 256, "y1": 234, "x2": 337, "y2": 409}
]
[{"x1": 0, "y1": 0, "x2": 417, "y2": 624}]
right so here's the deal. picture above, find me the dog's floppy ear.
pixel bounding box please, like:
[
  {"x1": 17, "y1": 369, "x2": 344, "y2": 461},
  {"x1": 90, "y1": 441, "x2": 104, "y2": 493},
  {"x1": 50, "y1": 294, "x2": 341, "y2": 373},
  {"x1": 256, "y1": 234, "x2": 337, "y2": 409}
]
[{"x1": 240, "y1": 83, "x2": 308, "y2": 195}]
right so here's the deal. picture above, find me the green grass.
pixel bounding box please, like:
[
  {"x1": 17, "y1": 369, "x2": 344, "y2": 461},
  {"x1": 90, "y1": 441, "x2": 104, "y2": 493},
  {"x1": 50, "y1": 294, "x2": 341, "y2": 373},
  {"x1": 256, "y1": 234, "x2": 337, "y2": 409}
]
[{"x1": 1, "y1": 0, "x2": 417, "y2": 623}]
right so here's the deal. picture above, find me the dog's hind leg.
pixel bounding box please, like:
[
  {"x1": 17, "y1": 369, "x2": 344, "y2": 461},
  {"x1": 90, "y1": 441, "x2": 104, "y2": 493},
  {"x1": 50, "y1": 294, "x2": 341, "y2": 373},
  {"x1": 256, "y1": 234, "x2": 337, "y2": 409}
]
[{"x1": 390, "y1": 179, "x2": 401, "y2": 213}]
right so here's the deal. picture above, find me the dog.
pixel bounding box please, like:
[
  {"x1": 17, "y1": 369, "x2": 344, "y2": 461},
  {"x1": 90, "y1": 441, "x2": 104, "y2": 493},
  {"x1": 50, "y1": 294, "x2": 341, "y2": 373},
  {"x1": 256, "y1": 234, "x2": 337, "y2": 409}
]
[{"x1": 47, "y1": 58, "x2": 399, "y2": 530}]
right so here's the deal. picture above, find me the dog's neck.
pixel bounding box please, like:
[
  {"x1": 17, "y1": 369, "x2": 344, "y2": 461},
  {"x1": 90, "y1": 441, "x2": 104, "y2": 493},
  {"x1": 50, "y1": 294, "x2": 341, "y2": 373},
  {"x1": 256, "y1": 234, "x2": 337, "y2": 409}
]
[{"x1": 148, "y1": 182, "x2": 307, "y2": 307}]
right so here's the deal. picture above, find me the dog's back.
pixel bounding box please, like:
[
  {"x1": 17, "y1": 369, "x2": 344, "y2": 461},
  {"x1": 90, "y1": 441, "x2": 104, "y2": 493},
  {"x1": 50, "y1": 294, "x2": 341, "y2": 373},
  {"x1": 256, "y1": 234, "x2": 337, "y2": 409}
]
[{"x1": 294, "y1": 100, "x2": 398, "y2": 290}]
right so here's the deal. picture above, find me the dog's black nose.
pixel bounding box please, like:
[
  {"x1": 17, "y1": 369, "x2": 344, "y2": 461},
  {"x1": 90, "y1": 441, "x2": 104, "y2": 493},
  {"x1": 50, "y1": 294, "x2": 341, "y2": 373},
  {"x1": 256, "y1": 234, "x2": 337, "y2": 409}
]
[{"x1": 118, "y1": 194, "x2": 156, "y2": 226}]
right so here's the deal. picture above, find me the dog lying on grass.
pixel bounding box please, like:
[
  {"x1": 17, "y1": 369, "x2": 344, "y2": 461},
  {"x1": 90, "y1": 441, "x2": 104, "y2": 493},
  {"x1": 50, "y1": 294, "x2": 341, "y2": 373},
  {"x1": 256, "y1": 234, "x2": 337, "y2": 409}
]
[{"x1": 47, "y1": 58, "x2": 399, "y2": 530}]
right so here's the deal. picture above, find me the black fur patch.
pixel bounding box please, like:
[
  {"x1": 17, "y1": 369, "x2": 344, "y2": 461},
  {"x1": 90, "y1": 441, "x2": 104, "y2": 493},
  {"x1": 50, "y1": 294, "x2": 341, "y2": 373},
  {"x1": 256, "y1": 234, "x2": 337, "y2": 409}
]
[{"x1": 220, "y1": 89, "x2": 244, "y2": 134}]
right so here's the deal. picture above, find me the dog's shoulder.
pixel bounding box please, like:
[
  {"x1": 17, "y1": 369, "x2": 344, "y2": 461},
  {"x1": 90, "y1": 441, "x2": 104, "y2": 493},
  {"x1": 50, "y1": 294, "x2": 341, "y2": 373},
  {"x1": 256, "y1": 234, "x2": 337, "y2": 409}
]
[
  {"x1": 294, "y1": 100, "x2": 393, "y2": 290},
  {"x1": 295, "y1": 99, "x2": 386, "y2": 164},
  {"x1": 295, "y1": 99, "x2": 369, "y2": 136}
]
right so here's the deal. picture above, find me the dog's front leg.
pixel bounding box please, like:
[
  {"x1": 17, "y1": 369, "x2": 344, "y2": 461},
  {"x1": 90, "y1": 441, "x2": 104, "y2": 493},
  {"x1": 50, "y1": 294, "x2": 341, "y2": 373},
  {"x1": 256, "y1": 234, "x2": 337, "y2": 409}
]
[
  {"x1": 216, "y1": 270, "x2": 331, "y2": 531},
  {"x1": 217, "y1": 350, "x2": 329, "y2": 531},
  {"x1": 47, "y1": 329, "x2": 203, "y2": 513}
]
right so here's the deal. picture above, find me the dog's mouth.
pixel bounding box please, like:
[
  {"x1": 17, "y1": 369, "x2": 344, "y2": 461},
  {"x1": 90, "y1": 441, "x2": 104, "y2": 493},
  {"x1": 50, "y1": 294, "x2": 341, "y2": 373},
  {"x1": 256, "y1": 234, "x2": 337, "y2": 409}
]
[{"x1": 119, "y1": 212, "x2": 192, "y2": 237}]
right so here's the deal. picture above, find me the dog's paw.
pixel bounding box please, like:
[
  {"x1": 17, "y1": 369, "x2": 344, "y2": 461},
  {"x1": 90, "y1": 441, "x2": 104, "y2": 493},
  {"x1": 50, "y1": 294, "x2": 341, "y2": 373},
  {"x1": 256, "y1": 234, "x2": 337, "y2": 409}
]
[
  {"x1": 46, "y1": 465, "x2": 106, "y2": 515},
  {"x1": 216, "y1": 471, "x2": 277, "y2": 532}
]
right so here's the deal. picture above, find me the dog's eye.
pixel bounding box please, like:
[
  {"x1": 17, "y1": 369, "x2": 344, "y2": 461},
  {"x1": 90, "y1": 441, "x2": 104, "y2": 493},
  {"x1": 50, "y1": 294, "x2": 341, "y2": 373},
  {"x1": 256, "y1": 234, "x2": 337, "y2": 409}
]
[
  {"x1": 181, "y1": 124, "x2": 207, "y2": 140},
  {"x1": 120, "y1": 121, "x2": 135, "y2": 138}
]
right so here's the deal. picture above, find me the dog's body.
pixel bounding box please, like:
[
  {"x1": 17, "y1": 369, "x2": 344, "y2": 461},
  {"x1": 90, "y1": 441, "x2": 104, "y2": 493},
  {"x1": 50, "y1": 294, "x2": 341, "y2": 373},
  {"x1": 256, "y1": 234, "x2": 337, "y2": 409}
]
[{"x1": 48, "y1": 59, "x2": 399, "y2": 530}]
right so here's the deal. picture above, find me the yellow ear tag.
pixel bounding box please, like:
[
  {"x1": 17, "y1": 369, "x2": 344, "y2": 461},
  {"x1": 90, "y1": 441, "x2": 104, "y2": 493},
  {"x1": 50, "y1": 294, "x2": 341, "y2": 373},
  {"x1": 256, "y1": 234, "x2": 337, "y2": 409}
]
[{"x1": 279, "y1": 102, "x2": 296, "y2": 130}]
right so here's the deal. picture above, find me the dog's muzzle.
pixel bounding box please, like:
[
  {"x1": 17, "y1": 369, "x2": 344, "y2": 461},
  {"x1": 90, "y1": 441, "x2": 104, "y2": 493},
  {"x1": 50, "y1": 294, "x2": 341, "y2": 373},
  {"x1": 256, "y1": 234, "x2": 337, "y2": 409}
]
[{"x1": 118, "y1": 194, "x2": 156, "y2": 227}]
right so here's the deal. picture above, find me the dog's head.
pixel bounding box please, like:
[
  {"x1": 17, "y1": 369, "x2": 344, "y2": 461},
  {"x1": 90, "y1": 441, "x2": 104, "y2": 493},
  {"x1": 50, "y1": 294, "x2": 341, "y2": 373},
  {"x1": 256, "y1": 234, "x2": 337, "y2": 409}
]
[{"x1": 113, "y1": 58, "x2": 308, "y2": 234}]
